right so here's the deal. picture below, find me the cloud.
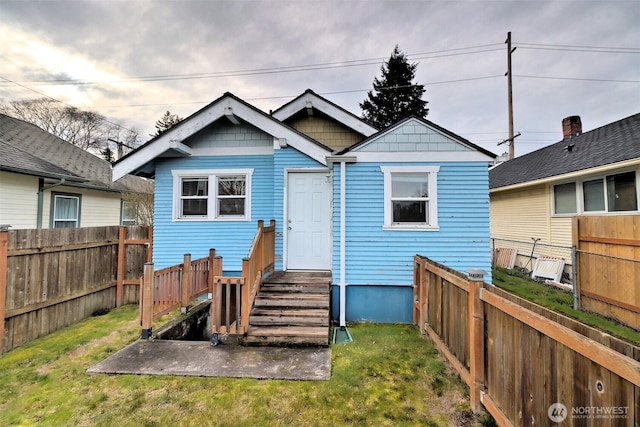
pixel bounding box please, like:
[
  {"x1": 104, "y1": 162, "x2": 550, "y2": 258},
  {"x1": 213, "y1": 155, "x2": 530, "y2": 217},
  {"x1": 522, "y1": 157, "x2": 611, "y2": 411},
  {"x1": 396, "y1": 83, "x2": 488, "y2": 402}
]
[{"x1": 1, "y1": 0, "x2": 638, "y2": 155}]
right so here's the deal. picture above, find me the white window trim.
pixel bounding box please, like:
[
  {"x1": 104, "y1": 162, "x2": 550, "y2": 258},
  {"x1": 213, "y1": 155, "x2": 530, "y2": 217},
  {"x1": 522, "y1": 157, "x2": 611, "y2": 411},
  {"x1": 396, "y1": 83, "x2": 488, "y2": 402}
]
[
  {"x1": 551, "y1": 168, "x2": 640, "y2": 217},
  {"x1": 51, "y1": 193, "x2": 81, "y2": 228},
  {"x1": 380, "y1": 166, "x2": 440, "y2": 231},
  {"x1": 172, "y1": 169, "x2": 253, "y2": 221}
]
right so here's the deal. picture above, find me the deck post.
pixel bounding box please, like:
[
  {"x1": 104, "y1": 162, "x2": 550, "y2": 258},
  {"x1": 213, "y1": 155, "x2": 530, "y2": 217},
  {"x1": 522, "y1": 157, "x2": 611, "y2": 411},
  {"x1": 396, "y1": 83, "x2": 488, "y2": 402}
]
[
  {"x1": 181, "y1": 254, "x2": 191, "y2": 314},
  {"x1": 241, "y1": 257, "x2": 250, "y2": 333},
  {"x1": 467, "y1": 268, "x2": 486, "y2": 412},
  {"x1": 0, "y1": 230, "x2": 8, "y2": 352},
  {"x1": 141, "y1": 262, "x2": 154, "y2": 339}
]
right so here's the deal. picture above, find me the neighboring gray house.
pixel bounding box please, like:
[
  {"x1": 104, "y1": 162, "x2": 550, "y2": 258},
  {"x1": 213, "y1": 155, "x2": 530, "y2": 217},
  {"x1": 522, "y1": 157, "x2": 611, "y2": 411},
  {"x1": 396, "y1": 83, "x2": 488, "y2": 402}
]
[{"x1": 0, "y1": 113, "x2": 153, "y2": 229}]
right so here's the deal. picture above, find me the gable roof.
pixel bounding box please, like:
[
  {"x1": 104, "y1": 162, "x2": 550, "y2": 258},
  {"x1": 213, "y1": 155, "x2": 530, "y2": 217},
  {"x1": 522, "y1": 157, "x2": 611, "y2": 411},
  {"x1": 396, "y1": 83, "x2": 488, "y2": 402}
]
[
  {"x1": 0, "y1": 113, "x2": 150, "y2": 193},
  {"x1": 490, "y1": 113, "x2": 640, "y2": 190},
  {"x1": 271, "y1": 89, "x2": 378, "y2": 137},
  {"x1": 338, "y1": 115, "x2": 497, "y2": 159},
  {"x1": 113, "y1": 92, "x2": 333, "y2": 180}
]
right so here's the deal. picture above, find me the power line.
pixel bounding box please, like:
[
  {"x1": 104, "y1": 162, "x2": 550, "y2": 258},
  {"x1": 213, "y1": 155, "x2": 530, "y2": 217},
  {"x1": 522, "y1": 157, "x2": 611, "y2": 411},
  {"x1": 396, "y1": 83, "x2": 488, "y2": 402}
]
[
  {"x1": 5, "y1": 45, "x2": 505, "y2": 87},
  {"x1": 514, "y1": 75, "x2": 640, "y2": 83}
]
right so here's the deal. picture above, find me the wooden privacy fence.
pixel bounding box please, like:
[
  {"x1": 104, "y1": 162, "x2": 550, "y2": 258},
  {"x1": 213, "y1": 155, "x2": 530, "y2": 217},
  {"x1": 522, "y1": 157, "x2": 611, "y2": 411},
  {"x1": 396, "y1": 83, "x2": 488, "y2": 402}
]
[
  {"x1": 573, "y1": 215, "x2": 640, "y2": 330},
  {"x1": 140, "y1": 220, "x2": 275, "y2": 338},
  {"x1": 414, "y1": 255, "x2": 640, "y2": 426},
  {"x1": 0, "y1": 226, "x2": 151, "y2": 354}
]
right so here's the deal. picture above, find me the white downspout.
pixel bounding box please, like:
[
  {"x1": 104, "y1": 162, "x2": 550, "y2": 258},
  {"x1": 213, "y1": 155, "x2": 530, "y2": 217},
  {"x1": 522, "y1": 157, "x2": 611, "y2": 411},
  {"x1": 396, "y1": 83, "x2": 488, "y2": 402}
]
[{"x1": 339, "y1": 161, "x2": 347, "y2": 328}]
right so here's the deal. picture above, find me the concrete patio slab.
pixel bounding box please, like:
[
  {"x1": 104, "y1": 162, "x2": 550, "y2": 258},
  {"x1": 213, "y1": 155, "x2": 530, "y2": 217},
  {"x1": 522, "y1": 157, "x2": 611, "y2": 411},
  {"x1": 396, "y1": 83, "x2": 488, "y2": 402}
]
[{"x1": 87, "y1": 339, "x2": 331, "y2": 381}]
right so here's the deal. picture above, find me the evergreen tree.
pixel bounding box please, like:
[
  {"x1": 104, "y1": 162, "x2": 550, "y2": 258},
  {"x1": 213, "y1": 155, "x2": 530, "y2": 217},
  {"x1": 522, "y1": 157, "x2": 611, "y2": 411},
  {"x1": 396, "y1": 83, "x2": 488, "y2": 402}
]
[
  {"x1": 360, "y1": 46, "x2": 428, "y2": 128},
  {"x1": 152, "y1": 110, "x2": 183, "y2": 137}
]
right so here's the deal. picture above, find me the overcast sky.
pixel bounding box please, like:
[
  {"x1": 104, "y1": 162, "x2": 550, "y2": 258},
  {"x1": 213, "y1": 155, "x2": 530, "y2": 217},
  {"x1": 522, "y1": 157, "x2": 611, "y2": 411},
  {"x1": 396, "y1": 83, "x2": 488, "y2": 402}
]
[{"x1": 1, "y1": 0, "x2": 638, "y2": 157}]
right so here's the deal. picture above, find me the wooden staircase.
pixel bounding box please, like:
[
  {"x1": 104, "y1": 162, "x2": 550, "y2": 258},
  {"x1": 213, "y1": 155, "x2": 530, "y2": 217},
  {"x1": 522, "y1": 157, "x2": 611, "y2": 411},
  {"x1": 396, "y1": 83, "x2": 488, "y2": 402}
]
[{"x1": 244, "y1": 271, "x2": 331, "y2": 347}]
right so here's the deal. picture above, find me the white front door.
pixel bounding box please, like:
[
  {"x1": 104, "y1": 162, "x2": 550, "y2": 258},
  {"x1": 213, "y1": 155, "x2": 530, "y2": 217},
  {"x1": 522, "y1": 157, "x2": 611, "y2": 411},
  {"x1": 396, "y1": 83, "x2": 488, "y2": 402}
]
[{"x1": 286, "y1": 172, "x2": 331, "y2": 270}]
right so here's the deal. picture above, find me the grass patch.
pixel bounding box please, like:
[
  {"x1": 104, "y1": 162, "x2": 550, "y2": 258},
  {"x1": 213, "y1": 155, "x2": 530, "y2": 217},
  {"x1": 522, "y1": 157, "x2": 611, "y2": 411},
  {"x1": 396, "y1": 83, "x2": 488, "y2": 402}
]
[
  {"x1": 0, "y1": 306, "x2": 483, "y2": 426},
  {"x1": 492, "y1": 267, "x2": 640, "y2": 345}
]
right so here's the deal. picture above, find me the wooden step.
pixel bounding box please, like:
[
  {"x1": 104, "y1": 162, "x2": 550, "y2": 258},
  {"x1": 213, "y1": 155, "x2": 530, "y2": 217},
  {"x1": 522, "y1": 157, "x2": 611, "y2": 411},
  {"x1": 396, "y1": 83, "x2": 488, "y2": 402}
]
[
  {"x1": 254, "y1": 295, "x2": 329, "y2": 309},
  {"x1": 244, "y1": 326, "x2": 329, "y2": 346},
  {"x1": 260, "y1": 283, "x2": 330, "y2": 294},
  {"x1": 250, "y1": 308, "x2": 329, "y2": 326}
]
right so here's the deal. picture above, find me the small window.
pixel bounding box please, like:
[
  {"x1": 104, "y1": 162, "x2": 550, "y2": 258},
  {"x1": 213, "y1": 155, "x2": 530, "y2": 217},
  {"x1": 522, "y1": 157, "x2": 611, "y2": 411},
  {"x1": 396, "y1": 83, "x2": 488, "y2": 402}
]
[
  {"x1": 216, "y1": 175, "x2": 246, "y2": 217},
  {"x1": 121, "y1": 201, "x2": 138, "y2": 226},
  {"x1": 172, "y1": 169, "x2": 252, "y2": 221},
  {"x1": 553, "y1": 182, "x2": 577, "y2": 214},
  {"x1": 180, "y1": 177, "x2": 208, "y2": 217},
  {"x1": 381, "y1": 166, "x2": 439, "y2": 230},
  {"x1": 607, "y1": 171, "x2": 637, "y2": 212},
  {"x1": 52, "y1": 193, "x2": 80, "y2": 228},
  {"x1": 583, "y1": 179, "x2": 605, "y2": 212}
]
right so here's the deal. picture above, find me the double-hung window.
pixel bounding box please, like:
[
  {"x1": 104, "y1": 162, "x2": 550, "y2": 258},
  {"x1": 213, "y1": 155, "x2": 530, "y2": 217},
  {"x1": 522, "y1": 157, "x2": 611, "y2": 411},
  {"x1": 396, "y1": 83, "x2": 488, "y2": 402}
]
[
  {"x1": 51, "y1": 193, "x2": 81, "y2": 228},
  {"x1": 173, "y1": 169, "x2": 252, "y2": 221},
  {"x1": 381, "y1": 166, "x2": 439, "y2": 230}
]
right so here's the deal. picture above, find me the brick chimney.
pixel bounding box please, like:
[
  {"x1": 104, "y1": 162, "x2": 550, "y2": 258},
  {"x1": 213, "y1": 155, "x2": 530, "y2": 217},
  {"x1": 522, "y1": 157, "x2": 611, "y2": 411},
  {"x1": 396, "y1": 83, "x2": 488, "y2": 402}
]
[{"x1": 562, "y1": 116, "x2": 582, "y2": 139}]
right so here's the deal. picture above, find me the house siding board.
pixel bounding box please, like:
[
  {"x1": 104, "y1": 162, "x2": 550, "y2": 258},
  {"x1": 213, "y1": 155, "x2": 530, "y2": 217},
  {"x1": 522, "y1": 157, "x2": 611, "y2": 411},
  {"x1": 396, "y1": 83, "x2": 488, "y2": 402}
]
[
  {"x1": 333, "y1": 161, "x2": 492, "y2": 293},
  {"x1": 152, "y1": 154, "x2": 274, "y2": 269},
  {"x1": 0, "y1": 171, "x2": 39, "y2": 229},
  {"x1": 490, "y1": 184, "x2": 551, "y2": 245}
]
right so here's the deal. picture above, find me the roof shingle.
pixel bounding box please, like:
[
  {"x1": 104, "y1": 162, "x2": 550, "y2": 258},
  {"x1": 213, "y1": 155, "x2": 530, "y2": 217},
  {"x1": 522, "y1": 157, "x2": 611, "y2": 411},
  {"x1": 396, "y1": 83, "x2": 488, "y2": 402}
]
[{"x1": 490, "y1": 113, "x2": 640, "y2": 189}]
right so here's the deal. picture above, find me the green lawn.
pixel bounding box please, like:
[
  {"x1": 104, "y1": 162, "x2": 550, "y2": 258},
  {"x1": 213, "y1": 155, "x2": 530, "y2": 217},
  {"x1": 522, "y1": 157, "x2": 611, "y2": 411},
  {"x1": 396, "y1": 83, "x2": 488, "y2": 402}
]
[
  {"x1": 0, "y1": 305, "x2": 487, "y2": 427},
  {"x1": 492, "y1": 267, "x2": 640, "y2": 345}
]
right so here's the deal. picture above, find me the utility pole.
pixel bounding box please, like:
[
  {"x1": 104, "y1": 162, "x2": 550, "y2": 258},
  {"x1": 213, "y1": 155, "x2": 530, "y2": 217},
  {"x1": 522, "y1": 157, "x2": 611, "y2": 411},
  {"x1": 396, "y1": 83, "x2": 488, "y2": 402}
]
[{"x1": 506, "y1": 31, "x2": 516, "y2": 159}]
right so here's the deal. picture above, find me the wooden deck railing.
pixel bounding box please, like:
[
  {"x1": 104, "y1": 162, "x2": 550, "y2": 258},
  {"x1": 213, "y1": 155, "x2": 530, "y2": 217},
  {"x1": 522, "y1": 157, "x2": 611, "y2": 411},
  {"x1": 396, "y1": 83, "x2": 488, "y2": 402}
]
[
  {"x1": 210, "y1": 219, "x2": 276, "y2": 336},
  {"x1": 414, "y1": 255, "x2": 640, "y2": 426},
  {"x1": 140, "y1": 249, "x2": 222, "y2": 338},
  {"x1": 139, "y1": 220, "x2": 276, "y2": 339}
]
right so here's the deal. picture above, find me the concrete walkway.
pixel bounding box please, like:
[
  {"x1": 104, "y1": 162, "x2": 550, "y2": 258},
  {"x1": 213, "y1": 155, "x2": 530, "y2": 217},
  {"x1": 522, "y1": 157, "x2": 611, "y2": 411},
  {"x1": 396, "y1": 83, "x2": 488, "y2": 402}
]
[{"x1": 87, "y1": 339, "x2": 331, "y2": 381}]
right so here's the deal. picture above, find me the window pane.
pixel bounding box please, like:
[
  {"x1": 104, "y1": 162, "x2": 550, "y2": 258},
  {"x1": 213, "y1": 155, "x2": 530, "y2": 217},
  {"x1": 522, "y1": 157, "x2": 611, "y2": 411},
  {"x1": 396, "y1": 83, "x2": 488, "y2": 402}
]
[
  {"x1": 218, "y1": 176, "x2": 245, "y2": 196},
  {"x1": 55, "y1": 196, "x2": 78, "y2": 220},
  {"x1": 218, "y1": 198, "x2": 245, "y2": 216},
  {"x1": 182, "y1": 199, "x2": 207, "y2": 216},
  {"x1": 392, "y1": 174, "x2": 428, "y2": 198},
  {"x1": 554, "y1": 183, "x2": 576, "y2": 214},
  {"x1": 182, "y1": 178, "x2": 208, "y2": 196},
  {"x1": 583, "y1": 179, "x2": 605, "y2": 211},
  {"x1": 54, "y1": 221, "x2": 77, "y2": 228},
  {"x1": 392, "y1": 201, "x2": 427, "y2": 223},
  {"x1": 607, "y1": 171, "x2": 637, "y2": 211}
]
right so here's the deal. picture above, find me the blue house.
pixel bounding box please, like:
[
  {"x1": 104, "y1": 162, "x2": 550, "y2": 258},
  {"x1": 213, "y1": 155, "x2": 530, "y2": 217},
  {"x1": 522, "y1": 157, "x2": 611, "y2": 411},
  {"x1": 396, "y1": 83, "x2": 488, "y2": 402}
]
[{"x1": 113, "y1": 90, "x2": 495, "y2": 324}]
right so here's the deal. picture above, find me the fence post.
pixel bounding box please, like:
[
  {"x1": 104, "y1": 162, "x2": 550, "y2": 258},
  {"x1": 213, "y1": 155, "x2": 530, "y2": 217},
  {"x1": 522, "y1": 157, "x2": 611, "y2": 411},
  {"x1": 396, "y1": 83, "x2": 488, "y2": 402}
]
[
  {"x1": 208, "y1": 249, "x2": 216, "y2": 299},
  {"x1": 181, "y1": 254, "x2": 191, "y2": 314},
  {"x1": 0, "y1": 230, "x2": 8, "y2": 352},
  {"x1": 467, "y1": 268, "x2": 486, "y2": 413},
  {"x1": 116, "y1": 226, "x2": 126, "y2": 307},
  {"x1": 571, "y1": 216, "x2": 581, "y2": 310},
  {"x1": 141, "y1": 262, "x2": 154, "y2": 339}
]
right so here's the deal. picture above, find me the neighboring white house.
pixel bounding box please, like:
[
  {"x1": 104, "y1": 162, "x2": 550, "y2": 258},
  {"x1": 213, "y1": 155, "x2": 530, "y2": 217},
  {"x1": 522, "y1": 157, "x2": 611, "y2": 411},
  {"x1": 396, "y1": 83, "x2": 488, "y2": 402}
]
[{"x1": 0, "y1": 113, "x2": 153, "y2": 229}]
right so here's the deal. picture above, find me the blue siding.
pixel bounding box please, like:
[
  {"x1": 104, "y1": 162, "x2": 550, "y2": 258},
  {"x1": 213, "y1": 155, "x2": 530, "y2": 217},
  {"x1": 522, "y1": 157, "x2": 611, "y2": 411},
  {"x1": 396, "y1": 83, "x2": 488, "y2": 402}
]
[
  {"x1": 153, "y1": 154, "x2": 274, "y2": 269},
  {"x1": 332, "y1": 162, "x2": 491, "y2": 322},
  {"x1": 332, "y1": 161, "x2": 491, "y2": 307}
]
